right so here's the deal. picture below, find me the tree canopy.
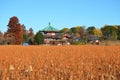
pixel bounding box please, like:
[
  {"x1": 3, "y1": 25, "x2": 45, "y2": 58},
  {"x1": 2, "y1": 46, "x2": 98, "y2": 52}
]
[
  {"x1": 7, "y1": 16, "x2": 23, "y2": 44},
  {"x1": 34, "y1": 31, "x2": 44, "y2": 45}
]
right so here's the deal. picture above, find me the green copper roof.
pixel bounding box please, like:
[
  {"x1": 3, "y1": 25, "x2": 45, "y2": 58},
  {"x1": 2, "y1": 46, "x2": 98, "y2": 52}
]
[{"x1": 42, "y1": 22, "x2": 58, "y2": 31}]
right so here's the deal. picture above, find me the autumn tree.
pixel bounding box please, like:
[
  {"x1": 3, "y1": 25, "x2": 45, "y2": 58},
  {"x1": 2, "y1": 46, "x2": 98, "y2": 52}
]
[
  {"x1": 70, "y1": 27, "x2": 76, "y2": 34},
  {"x1": 79, "y1": 26, "x2": 87, "y2": 39},
  {"x1": 75, "y1": 26, "x2": 81, "y2": 37},
  {"x1": 3, "y1": 32, "x2": 8, "y2": 39},
  {"x1": 28, "y1": 28, "x2": 34, "y2": 38},
  {"x1": 22, "y1": 24, "x2": 28, "y2": 35},
  {"x1": 0, "y1": 31, "x2": 3, "y2": 43},
  {"x1": 7, "y1": 16, "x2": 23, "y2": 44},
  {"x1": 7, "y1": 16, "x2": 19, "y2": 33},
  {"x1": 93, "y1": 29, "x2": 102, "y2": 37},
  {"x1": 0, "y1": 31, "x2": 3, "y2": 37},
  {"x1": 14, "y1": 24, "x2": 23, "y2": 44}
]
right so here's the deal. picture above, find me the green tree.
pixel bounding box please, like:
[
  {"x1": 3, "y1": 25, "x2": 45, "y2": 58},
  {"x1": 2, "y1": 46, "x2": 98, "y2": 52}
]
[
  {"x1": 34, "y1": 31, "x2": 44, "y2": 45},
  {"x1": 22, "y1": 25, "x2": 29, "y2": 43},
  {"x1": 70, "y1": 27, "x2": 76, "y2": 34},
  {"x1": 23, "y1": 34, "x2": 29, "y2": 42},
  {"x1": 70, "y1": 26, "x2": 82, "y2": 36},
  {"x1": 117, "y1": 26, "x2": 120, "y2": 40},
  {"x1": 86, "y1": 26, "x2": 95, "y2": 35},
  {"x1": 110, "y1": 31, "x2": 118, "y2": 40},
  {"x1": 101, "y1": 25, "x2": 110, "y2": 39},
  {"x1": 28, "y1": 38, "x2": 34, "y2": 45},
  {"x1": 60, "y1": 28, "x2": 69, "y2": 33},
  {"x1": 101, "y1": 25, "x2": 118, "y2": 40}
]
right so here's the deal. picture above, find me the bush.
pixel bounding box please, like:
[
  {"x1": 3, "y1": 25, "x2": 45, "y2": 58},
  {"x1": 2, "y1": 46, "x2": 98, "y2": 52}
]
[
  {"x1": 34, "y1": 31, "x2": 44, "y2": 45},
  {"x1": 72, "y1": 41, "x2": 86, "y2": 45}
]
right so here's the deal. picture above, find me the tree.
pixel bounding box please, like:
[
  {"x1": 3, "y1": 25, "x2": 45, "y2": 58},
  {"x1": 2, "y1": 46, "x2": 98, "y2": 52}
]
[
  {"x1": 117, "y1": 26, "x2": 120, "y2": 40},
  {"x1": 75, "y1": 26, "x2": 81, "y2": 37},
  {"x1": 87, "y1": 26, "x2": 96, "y2": 35},
  {"x1": 34, "y1": 31, "x2": 44, "y2": 45},
  {"x1": 79, "y1": 26, "x2": 88, "y2": 41},
  {"x1": 7, "y1": 16, "x2": 19, "y2": 33},
  {"x1": 0, "y1": 31, "x2": 3, "y2": 37},
  {"x1": 23, "y1": 34, "x2": 29, "y2": 42},
  {"x1": 93, "y1": 29, "x2": 102, "y2": 37},
  {"x1": 60, "y1": 28, "x2": 69, "y2": 33},
  {"x1": 28, "y1": 38, "x2": 34, "y2": 45},
  {"x1": 76, "y1": 26, "x2": 81, "y2": 33},
  {"x1": 14, "y1": 24, "x2": 23, "y2": 44},
  {"x1": 70, "y1": 27, "x2": 76, "y2": 34},
  {"x1": 101, "y1": 25, "x2": 118, "y2": 40},
  {"x1": 110, "y1": 31, "x2": 118, "y2": 40},
  {"x1": 28, "y1": 28, "x2": 34, "y2": 38},
  {"x1": 22, "y1": 25, "x2": 29, "y2": 43},
  {"x1": 7, "y1": 16, "x2": 23, "y2": 44},
  {"x1": 70, "y1": 26, "x2": 82, "y2": 36},
  {"x1": 4, "y1": 32, "x2": 8, "y2": 39},
  {"x1": 22, "y1": 24, "x2": 28, "y2": 35},
  {"x1": 101, "y1": 25, "x2": 110, "y2": 39}
]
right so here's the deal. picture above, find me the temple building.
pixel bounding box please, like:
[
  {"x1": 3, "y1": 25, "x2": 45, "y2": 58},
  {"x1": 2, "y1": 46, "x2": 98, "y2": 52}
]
[{"x1": 41, "y1": 23, "x2": 71, "y2": 45}]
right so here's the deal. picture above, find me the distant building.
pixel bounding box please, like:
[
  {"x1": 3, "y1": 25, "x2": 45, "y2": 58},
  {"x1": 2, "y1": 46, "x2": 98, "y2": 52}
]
[{"x1": 40, "y1": 23, "x2": 72, "y2": 45}]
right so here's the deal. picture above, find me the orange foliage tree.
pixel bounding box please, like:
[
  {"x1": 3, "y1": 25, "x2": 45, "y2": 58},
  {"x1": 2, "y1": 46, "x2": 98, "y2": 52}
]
[
  {"x1": 3, "y1": 32, "x2": 8, "y2": 39},
  {"x1": 0, "y1": 31, "x2": 3, "y2": 37},
  {"x1": 7, "y1": 16, "x2": 23, "y2": 44},
  {"x1": 22, "y1": 24, "x2": 28, "y2": 35}
]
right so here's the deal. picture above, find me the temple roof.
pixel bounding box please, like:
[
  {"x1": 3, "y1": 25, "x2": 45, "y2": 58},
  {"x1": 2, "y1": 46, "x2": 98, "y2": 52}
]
[{"x1": 42, "y1": 22, "x2": 58, "y2": 32}]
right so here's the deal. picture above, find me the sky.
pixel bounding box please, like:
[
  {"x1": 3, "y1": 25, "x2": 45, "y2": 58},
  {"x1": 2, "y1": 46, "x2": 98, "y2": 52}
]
[{"x1": 0, "y1": 0, "x2": 120, "y2": 33}]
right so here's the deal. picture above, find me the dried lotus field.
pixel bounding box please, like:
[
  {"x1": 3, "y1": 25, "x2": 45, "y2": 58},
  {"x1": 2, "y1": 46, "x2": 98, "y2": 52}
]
[{"x1": 0, "y1": 45, "x2": 120, "y2": 80}]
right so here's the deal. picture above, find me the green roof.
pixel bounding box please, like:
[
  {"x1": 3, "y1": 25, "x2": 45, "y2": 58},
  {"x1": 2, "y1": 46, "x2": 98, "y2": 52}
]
[{"x1": 42, "y1": 22, "x2": 58, "y2": 31}]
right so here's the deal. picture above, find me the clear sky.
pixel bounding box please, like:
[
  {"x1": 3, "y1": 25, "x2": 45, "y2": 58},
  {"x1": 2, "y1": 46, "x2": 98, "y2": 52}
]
[{"x1": 0, "y1": 0, "x2": 120, "y2": 33}]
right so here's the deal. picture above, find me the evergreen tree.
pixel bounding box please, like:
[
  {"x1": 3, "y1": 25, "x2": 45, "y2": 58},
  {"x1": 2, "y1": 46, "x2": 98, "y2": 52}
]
[
  {"x1": 86, "y1": 26, "x2": 95, "y2": 35},
  {"x1": 23, "y1": 34, "x2": 29, "y2": 42},
  {"x1": 34, "y1": 31, "x2": 44, "y2": 45},
  {"x1": 28, "y1": 38, "x2": 34, "y2": 45}
]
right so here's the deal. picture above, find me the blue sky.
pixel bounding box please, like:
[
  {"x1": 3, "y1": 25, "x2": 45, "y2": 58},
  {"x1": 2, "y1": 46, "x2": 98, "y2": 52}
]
[{"x1": 0, "y1": 0, "x2": 120, "y2": 33}]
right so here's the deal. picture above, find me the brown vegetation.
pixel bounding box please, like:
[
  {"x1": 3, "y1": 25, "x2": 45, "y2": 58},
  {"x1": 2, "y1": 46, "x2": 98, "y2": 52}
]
[
  {"x1": 7, "y1": 16, "x2": 23, "y2": 45},
  {"x1": 0, "y1": 45, "x2": 120, "y2": 80},
  {"x1": 28, "y1": 28, "x2": 34, "y2": 38},
  {"x1": 100, "y1": 40, "x2": 120, "y2": 46}
]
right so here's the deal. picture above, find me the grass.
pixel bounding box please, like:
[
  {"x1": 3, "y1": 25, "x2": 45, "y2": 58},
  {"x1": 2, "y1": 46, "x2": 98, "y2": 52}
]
[{"x1": 0, "y1": 45, "x2": 120, "y2": 80}]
